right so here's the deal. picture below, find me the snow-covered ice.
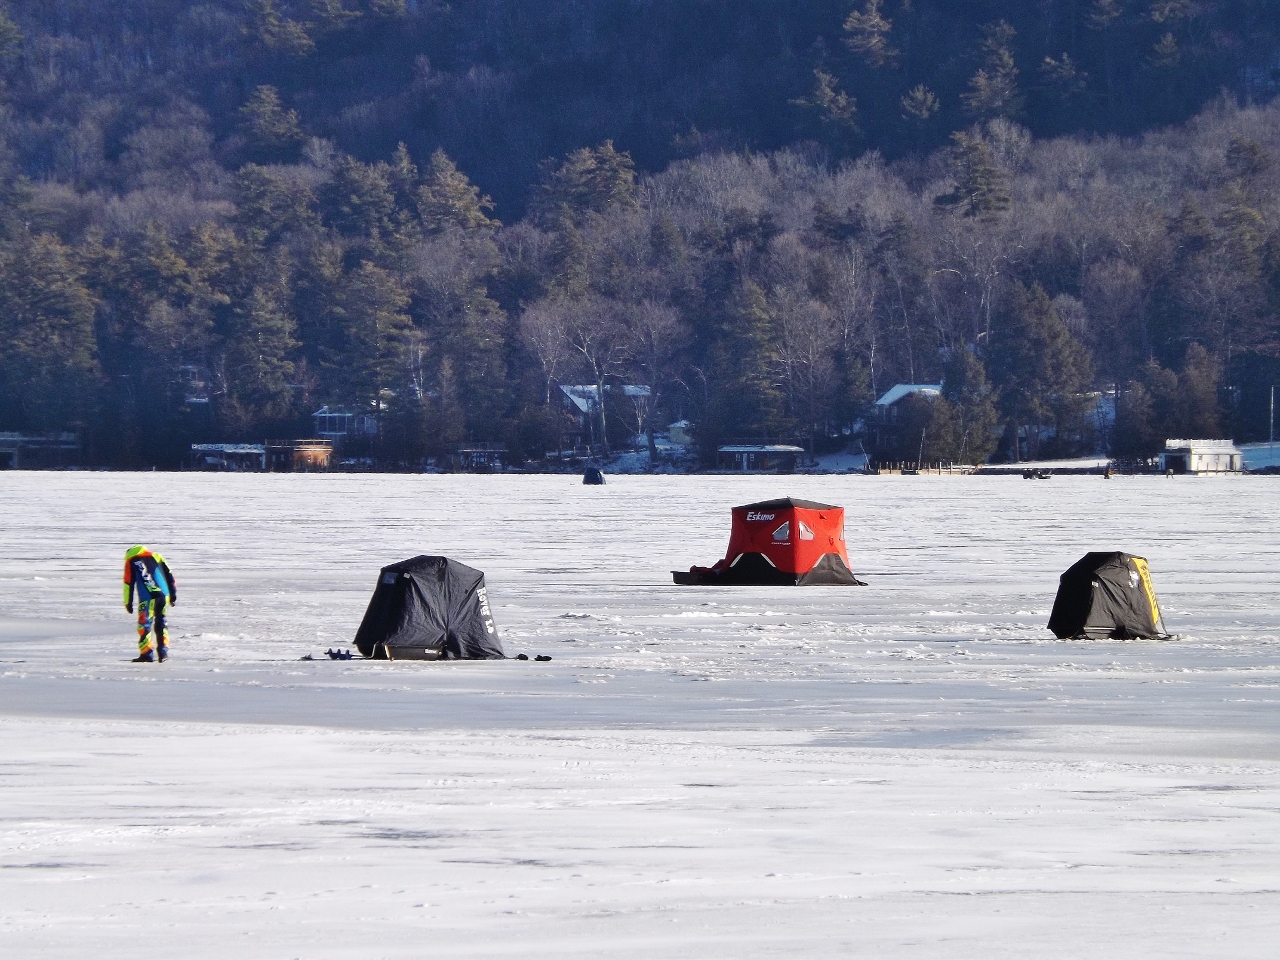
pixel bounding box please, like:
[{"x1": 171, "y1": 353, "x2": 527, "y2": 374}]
[{"x1": 2, "y1": 472, "x2": 1279, "y2": 958}]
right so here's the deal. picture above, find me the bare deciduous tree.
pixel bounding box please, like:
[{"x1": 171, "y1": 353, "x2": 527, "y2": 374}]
[{"x1": 518, "y1": 297, "x2": 574, "y2": 405}]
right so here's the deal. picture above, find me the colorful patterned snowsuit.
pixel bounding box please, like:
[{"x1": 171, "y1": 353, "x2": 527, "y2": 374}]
[{"x1": 123, "y1": 547, "x2": 177, "y2": 660}]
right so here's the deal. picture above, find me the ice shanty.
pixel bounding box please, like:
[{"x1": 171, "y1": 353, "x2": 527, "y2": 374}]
[
  {"x1": 673, "y1": 497, "x2": 864, "y2": 586},
  {"x1": 1048, "y1": 552, "x2": 1170, "y2": 640},
  {"x1": 354, "y1": 556, "x2": 505, "y2": 660}
]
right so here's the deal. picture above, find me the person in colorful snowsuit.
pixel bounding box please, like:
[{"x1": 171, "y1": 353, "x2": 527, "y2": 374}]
[{"x1": 123, "y1": 545, "x2": 177, "y2": 662}]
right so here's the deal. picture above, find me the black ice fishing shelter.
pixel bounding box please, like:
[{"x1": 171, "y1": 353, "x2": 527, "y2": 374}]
[
  {"x1": 1048, "y1": 552, "x2": 1170, "y2": 640},
  {"x1": 354, "y1": 556, "x2": 505, "y2": 660}
]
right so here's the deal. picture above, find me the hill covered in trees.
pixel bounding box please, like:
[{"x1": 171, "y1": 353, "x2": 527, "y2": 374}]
[{"x1": 0, "y1": 1, "x2": 1278, "y2": 466}]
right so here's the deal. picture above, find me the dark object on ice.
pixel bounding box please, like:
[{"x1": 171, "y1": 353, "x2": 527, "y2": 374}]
[
  {"x1": 326, "y1": 648, "x2": 353, "y2": 660},
  {"x1": 354, "y1": 556, "x2": 505, "y2": 660},
  {"x1": 1022, "y1": 469, "x2": 1051, "y2": 479},
  {"x1": 1048, "y1": 552, "x2": 1171, "y2": 640},
  {"x1": 516, "y1": 653, "x2": 529, "y2": 660},
  {"x1": 673, "y1": 497, "x2": 865, "y2": 586},
  {"x1": 535, "y1": 655, "x2": 552, "y2": 661},
  {"x1": 583, "y1": 466, "x2": 605, "y2": 485}
]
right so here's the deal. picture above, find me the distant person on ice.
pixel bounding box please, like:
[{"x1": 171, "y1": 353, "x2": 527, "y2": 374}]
[{"x1": 123, "y1": 545, "x2": 177, "y2": 663}]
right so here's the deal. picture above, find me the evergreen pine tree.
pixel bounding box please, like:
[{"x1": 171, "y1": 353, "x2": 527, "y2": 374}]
[
  {"x1": 308, "y1": 0, "x2": 361, "y2": 36},
  {"x1": 842, "y1": 0, "x2": 898, "y2": 68},
  {"x1": 234, "y1": 165, "x2": 320, "y2": 240},
  {"x1": 245, "y1": 0, "x2": 315, "y2": 57},
  {"x1": 937, "y1": 130, "x2": 1011, "y2": 218},
  {"x1": 990, "y1": 283, "x2": 1092, "y2": 459},
  {"x1": 1177, "y1": 343, "x2": 1222, "y2": 437},
  {"x1": 701, "y1": 280, "x2": 789, "y2": 453},
  {"x1": 962, "y1": 21, "x2": 1023, "y2": 119},
  {"x1": 791, "y1": 70, "x2": 858, "y2": 130},
  {"x1": 1112, "y1": 381, "x2": 1159, "y2": 458},
  {"x1": 238, "y1": 86, "x2": 306, "y2": 163},
  {"x1": 223, "y1": 255, "x2": 298, "y2": 428},
  {"x1": 328, "y1": 260, "x2": 413, "y2": 412},
  {"x1": 321, "y1": 155, "x2": 397, "y2": 241},
  {"x1": 942, "y1": 348, "x2": 1000, "y2": 463},
  {"x1": 417, "y1": 149, "x2": 499, "y2": 233},
  {"x1": 0, "y1": 233, "x2": 99, "y2": 432},
  {"x1": 899, "y1": 85, "x2": 940, "y2": 123},
  {"x1": 533, "y1": 141, "x2": 637, "y2": 226},
  {"x1": 0, "y1": 5, "x2": 21, "y2": 71}
]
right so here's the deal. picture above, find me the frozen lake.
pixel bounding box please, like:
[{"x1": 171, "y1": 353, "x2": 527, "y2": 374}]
[{"x1": 2, "y1": 472, "x2": 1279, "y2": 957}]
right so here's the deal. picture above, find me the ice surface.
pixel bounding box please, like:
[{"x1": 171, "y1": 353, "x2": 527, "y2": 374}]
[{"x1": 2, "y1": 472, "x2": 1279, "y2": 957}]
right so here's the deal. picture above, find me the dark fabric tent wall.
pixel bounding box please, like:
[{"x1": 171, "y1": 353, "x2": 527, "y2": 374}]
[
  {"x1": 354, "y1": 556, "x2": 505, "y2": 659},
  {"x1": 1048, "y1": 552, "x2": 1169, "y2": 640}
]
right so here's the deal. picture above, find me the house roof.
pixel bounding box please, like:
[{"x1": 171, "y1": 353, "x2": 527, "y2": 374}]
[
  {"x1": 560, "y1": 384, "x2": 650, "y2": 413},
  {"x1": 560, "y1": 385, "x2": 598, "y2": 413},
  {"x1": 313, "y1": 406, "x2": 364, "y2": 417},
  {"x1": 1164, "y1": 439, "x2": 1241, "y2": 453},
  {"x1": 192, "y1": 444, "x2": 265, "y2": 454},
  {"x1": 718, "y1": 444, "x2": 805, "y2": 453},
  {"x1": 875, "y1": 384, "x2": 942, "y2": 407}
]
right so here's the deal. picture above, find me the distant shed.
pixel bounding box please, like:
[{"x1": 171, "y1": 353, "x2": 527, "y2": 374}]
[
  {"x1": 717, "y1": 444, "x2": 805, "y2": 472},
  {"x1": 668, "y1": 420, "x2": 694, "y2": 446},
  {"x1": 451, "y1": 444, "x2": 508, "y2": 472},
  {"x1": 1159, "y1": 439, "x2": 1242, "y2": 475},
  {"x1": 191, "y1": 443, "x2": 266, "y2": 471},
  {"x1": 266, "y1": 439, "x2": 333, "y2": 472},
  {"x1": 0, "y1": 432, "x2": 80, "y2": 469}
]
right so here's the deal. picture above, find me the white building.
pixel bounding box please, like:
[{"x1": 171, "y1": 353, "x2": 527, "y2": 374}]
[
  {"x1": 1159, "y1": 439, "x2": 1243, "y2": 475},
  {"x1": 668, "y1": 420, "x2": 694, "y2": 446}
]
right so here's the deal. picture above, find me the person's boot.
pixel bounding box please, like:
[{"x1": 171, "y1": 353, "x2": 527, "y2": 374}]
[
  {"x1": 132, "y1": 650, "x2": 155, "y2": 663},
  {"x1": 157, "y1": 644, "x2": 169, "y2": 663}
]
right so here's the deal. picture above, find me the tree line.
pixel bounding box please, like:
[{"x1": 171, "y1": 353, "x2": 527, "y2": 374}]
[
  {"x1": 5, "y1": 1, "x2": 1277, "y2": 214},
  {"x1": 0, "y1": 2, "x2": 1277, "y2": 466}
]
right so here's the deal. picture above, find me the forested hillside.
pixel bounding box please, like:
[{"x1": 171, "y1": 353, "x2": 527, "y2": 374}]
[{"x1": 0, "y1": 1, "x2": 1278, "y2": 466}]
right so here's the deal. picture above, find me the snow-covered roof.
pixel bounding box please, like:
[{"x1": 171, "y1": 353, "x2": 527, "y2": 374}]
[
  {"x1": 718, "y1": 444, "x2": 805, "y2": 453},
  {"x1": 560, "y1": 385, "x2": 599, "y2": 413},
  {"x1": 669, "y1": 419, "x2": 691, "y2": 429},
  {"x1": 312, "y1": 406, "x2": 369, "y2": 417},
  {"x1": 1164, "y1": 439, "x2": 1240, "y2": 453},
  {"x1": 191, "y1": 444, "x2": 265, "y2": 454},
  {"x1": 560, "y1": 384, "x2": 650, "y2": 412},
  {"x1": 875, "y1": 384, "x2": 942, "y2": 407}
]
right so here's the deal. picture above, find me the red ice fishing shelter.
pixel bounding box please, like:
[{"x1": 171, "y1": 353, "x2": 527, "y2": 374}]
[{"x1": 673, "y1": 497, "x2": 865, "y2": 586}]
